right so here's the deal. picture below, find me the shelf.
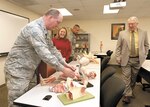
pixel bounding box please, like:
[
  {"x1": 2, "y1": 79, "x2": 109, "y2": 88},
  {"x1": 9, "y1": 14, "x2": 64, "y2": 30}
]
[
  {"x1": 76, "y1": 39, "x2": 88, "y2": 41},
  {"x1": 74, "y1": 33, "x2": 90, "y2": 55}
]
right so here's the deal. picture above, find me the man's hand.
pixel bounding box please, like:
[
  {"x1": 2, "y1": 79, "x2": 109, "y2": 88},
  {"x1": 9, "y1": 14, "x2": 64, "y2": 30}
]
[
  {"x1": 62, "y1": 67, "x2": 75, "y2": 78},
  {"x1": 116, "y1": 59, "x2": 121, "y2": 64},
  {"x1": 65, "y1": 64, "x2": 76, "y2": 71}
]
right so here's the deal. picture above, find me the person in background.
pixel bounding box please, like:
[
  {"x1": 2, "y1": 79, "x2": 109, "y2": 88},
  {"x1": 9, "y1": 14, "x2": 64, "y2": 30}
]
[
  {"x1": 115, "y1": 16, "x2": 149, "y2": 104},
  {"x1": 52, "y1": 27, "x2": 72, "y2": 63},
  {"x1": 4, "y1": 8, "x2": 76, "y2": 107},
  {"x1": 68, "y1": 24, "x2": 80, "y2": 61}
]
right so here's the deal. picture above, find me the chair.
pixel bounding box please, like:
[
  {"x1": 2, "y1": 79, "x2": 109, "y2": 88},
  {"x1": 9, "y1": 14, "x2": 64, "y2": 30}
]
[
  {"x1": 138, "y1": 49, "x2": 150, "y2": 91},
  {"x1": 101, "y1": 66, "x2": 116, "y2": 86},
  {"x1": 101, "y1": 75, "x2": 125, "y2": 107},
  {"x1": 146, "y1": 49, "x2": 150, "y2": 59},
  {"x1": 139, "y1": 67, "x2": 150, "y2": 91},
  {"x1": 106, "y1": 50, "x2": 113, "y2": 57},
  {"x1": 101, "y1": 56, "x2": 110, "y2": 72},
  {"x1": 100, "y1": 50, "x2": 113, "y2": 61}
]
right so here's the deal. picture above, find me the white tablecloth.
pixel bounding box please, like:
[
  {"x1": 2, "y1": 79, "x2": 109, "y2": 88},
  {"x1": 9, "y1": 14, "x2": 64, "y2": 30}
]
[
  {"x1": 14, "y1": 61, "x2": 100, "y2": 107},
  {"x1": 141, "y1": 60, "x2": 150, "y2": 72}
]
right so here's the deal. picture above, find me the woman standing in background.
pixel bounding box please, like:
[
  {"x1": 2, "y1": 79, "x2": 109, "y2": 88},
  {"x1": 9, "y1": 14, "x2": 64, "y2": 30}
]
[{"x1": 52, "y1": 27, "x2": 72, "y2": 63}]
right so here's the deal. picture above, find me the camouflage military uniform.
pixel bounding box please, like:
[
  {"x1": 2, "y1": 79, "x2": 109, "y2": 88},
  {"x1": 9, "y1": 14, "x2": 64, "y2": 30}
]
[
  {"x1": 68, "y1": 30, "x2": 77, "y2": 61},
  {"x1": 4, "y1": 17, "x2": 66, "y2": 107}
]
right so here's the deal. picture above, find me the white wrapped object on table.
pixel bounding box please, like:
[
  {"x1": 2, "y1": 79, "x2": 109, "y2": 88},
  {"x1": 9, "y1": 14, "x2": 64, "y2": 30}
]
[{"x1": 79, "y1": 57, "x2": 90, "y2": 66}]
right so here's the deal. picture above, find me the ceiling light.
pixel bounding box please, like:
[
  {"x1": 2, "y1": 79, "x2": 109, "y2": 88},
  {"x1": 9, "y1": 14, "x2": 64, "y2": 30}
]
[
  {"x1": 110, "y1": 1, "x2": 126, "y2": 9},
  {"x1": 57, "y1": 8, "x2": 72, "y2": 16},
  {"x1": 103, "y1": 5, "x2": 119, "y2": 14}
]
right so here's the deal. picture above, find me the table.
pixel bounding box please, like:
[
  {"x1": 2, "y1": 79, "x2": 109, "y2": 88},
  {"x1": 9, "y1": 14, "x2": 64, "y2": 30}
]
[
  {"x1": 94, "y1": 53, "x2": 107, "y2": 60},
  {"x1": 14, "y1": 61, "x2": 100, "y2": 107},
  {"x1": 141, "y1": 60, "x2": 150, "y2": 72}
]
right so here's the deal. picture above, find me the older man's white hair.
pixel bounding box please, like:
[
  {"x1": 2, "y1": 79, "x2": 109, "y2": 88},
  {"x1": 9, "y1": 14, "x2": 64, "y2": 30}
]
[{"x1": 127, "y1": 16, "x2": 139, "y2": 23}]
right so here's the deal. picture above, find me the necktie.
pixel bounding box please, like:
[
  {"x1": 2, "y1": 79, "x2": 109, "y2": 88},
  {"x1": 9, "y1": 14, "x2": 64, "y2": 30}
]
[{"x1": 131, "y1": 31, "x2": 135, "y2": 56}]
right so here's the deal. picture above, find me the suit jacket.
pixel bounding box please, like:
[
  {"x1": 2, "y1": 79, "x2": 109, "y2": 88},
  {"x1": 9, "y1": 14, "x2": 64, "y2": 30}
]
[{"x1": 115, "y1": 28, "x2": 149, "y2": 66}]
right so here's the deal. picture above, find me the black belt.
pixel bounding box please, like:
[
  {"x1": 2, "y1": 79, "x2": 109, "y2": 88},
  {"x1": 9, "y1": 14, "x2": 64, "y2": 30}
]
[{"x1": 129, "y1": 56, "x2": 139, "y2": 58}]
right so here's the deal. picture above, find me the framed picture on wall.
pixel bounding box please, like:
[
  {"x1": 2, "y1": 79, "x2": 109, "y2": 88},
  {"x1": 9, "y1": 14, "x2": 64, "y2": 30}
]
[{"x1": 111, "y1": 23, "x2": 125, "y2": 40}]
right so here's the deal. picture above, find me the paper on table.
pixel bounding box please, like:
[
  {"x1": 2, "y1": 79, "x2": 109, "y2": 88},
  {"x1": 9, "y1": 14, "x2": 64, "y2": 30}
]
[{"x1": 141, "y1": 60, "x2": 150, "y2": 72}]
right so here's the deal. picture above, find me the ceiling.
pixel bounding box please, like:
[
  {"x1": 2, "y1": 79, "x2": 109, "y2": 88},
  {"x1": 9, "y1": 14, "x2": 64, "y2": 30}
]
[{"x1": 7, "y1": 0, "x2": 150, "y2": 20}]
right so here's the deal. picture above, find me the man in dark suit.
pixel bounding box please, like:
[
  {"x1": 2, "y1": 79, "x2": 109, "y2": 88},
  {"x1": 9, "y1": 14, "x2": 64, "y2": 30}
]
[{"x1": 115, "y1": 16, "x2": 149, "y2": 104}]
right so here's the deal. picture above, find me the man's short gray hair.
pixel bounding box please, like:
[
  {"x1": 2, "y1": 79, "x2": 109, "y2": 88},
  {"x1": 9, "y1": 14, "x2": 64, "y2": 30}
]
[{"x1": 44, "y1": 8, "x2": 60, "y2": 18}]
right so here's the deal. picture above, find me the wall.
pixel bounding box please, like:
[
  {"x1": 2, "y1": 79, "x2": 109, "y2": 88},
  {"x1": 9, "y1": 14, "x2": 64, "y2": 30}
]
[
  {"x1": 61, "y1": 17, "x2": 150, "y2": 65},
  {"x1": 0, "y1": 0, "x2": 150, "y2": 85},
  {"x1": 0, "y1": 0, "x2": 40, "y2": 85}
]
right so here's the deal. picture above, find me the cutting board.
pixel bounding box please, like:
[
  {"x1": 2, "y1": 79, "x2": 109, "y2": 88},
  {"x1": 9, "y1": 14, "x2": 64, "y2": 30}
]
[{"x1": 57, "y1": 92, "x2": 95, "y2": 105}]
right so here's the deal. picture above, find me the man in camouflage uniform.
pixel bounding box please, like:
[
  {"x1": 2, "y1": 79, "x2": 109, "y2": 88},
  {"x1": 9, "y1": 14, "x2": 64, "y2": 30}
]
[
  {"x1": 4, "y1": 8, "x2": 76, "y2": 107},
  {"x1": 68, "y1": 24, "x2": 80, "y2": 61}
]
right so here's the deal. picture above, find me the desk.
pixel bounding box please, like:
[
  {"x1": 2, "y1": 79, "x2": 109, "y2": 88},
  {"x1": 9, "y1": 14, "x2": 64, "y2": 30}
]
[
  {"x1": 14, "y1": 61, "x2": 100, "y2": 107},
  {"x1": 141, "y1": 60, "x2": 150, "y2": 72},
  {"x1": 94, "y1": 53, "x2": 107, "y2": 60},
  {"x1": 37, "y1": 61, "x2": 56, "y2": 83}
]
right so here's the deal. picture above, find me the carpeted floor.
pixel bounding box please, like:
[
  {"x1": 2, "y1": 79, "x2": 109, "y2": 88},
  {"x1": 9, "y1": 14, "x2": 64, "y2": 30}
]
[{"x1": 111, "y1": 65, "x2": 150, "y2": 107}]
